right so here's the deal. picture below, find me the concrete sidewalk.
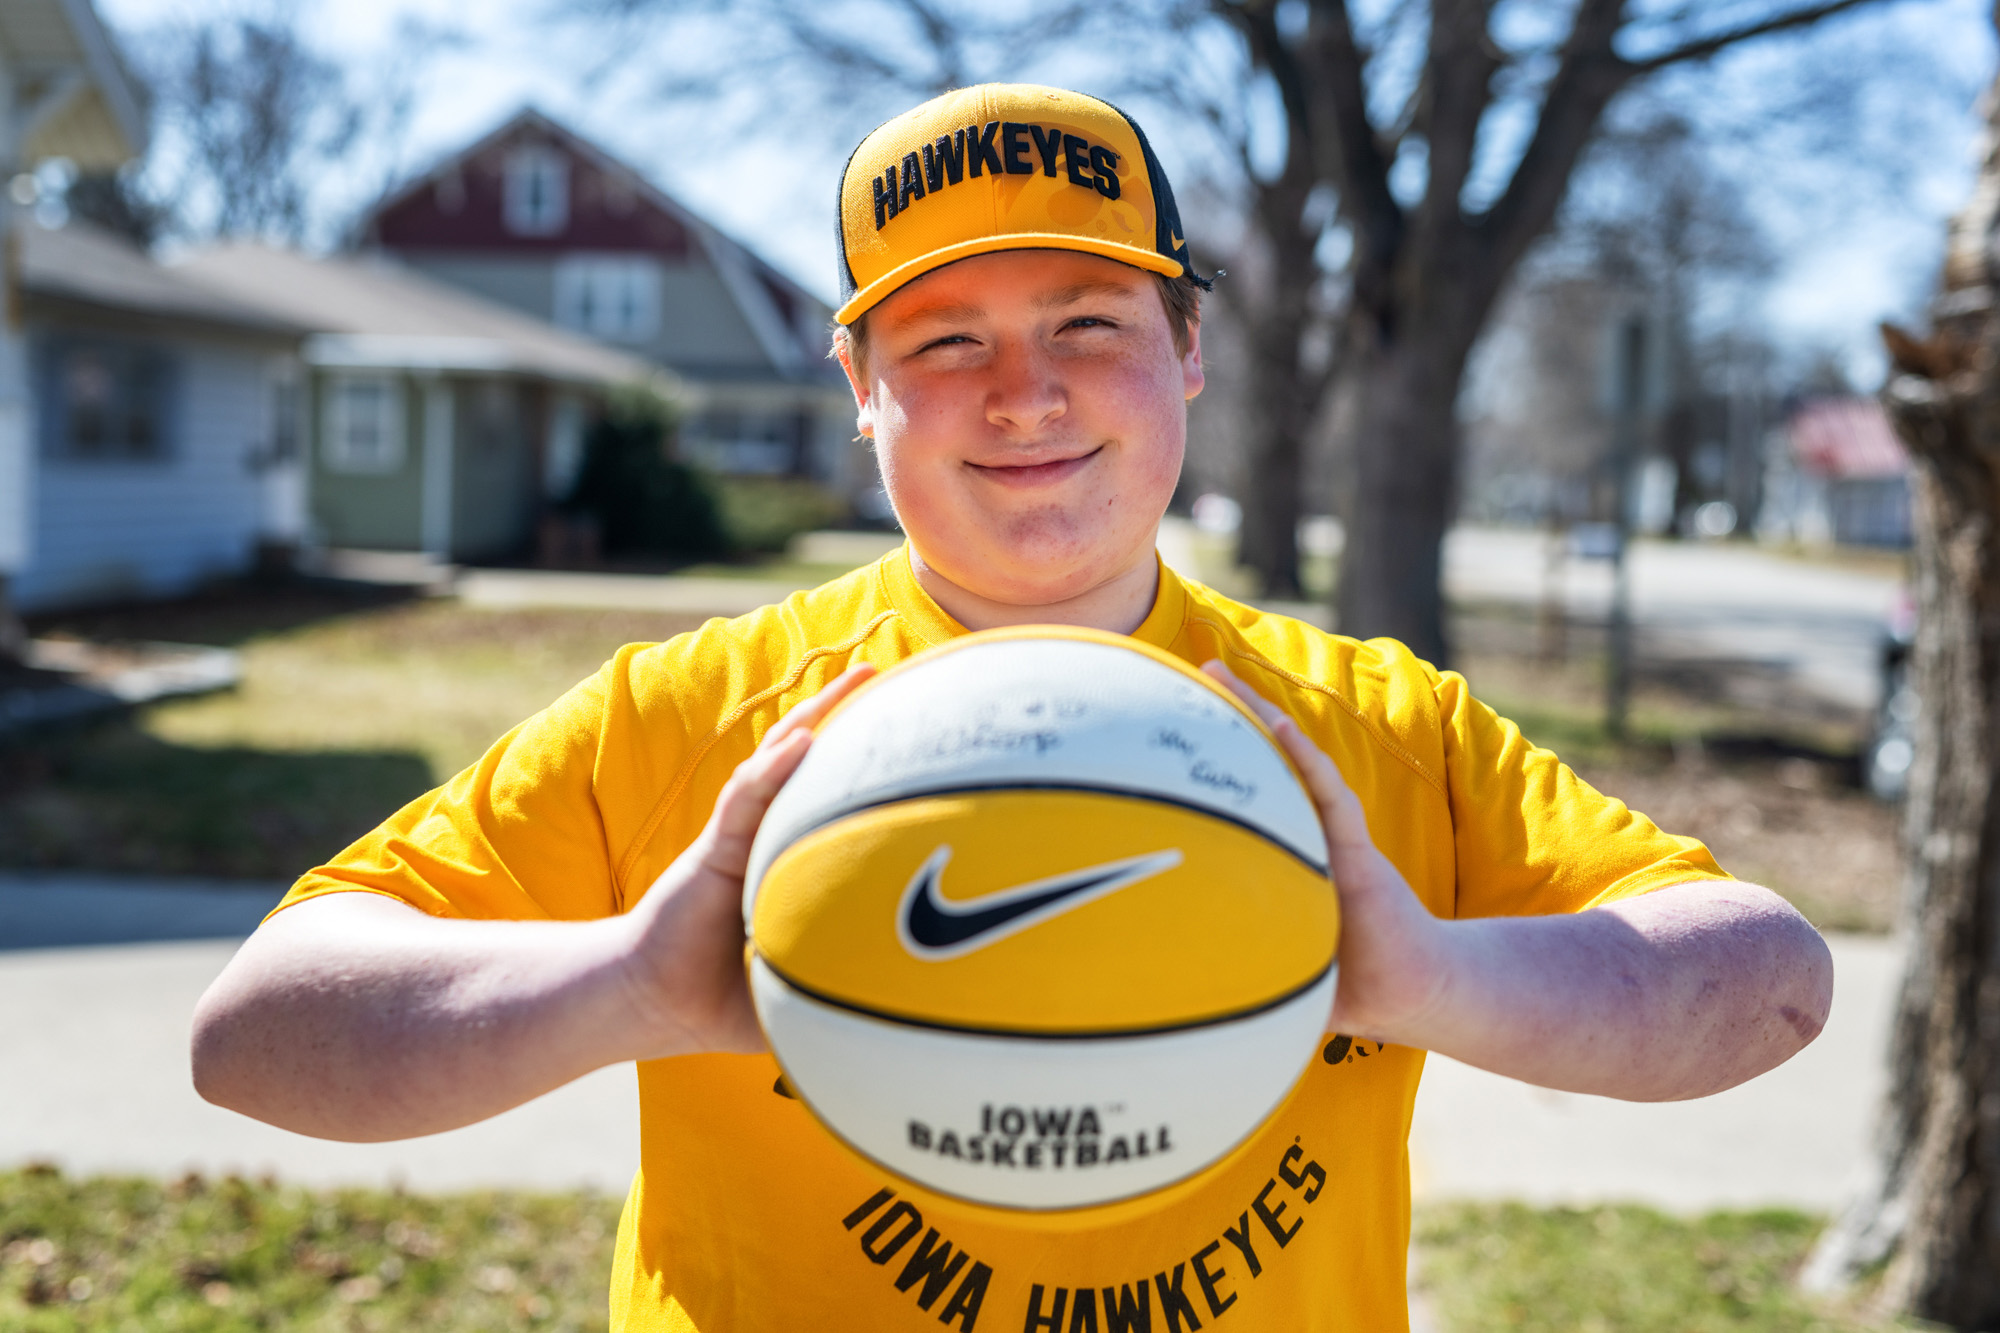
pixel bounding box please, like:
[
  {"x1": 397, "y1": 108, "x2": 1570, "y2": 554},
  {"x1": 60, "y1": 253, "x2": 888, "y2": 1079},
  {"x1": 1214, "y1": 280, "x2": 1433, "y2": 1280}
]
[
  {"x1": 1, "y1": 875, "x2": 1895, "y2": 1210},
  {"x1": 1, "y1": 873, "x2": 639, "y2": 1193},
  {"x1": 1410, "y1": 931, "x2": 1897, "y2": 1212}
]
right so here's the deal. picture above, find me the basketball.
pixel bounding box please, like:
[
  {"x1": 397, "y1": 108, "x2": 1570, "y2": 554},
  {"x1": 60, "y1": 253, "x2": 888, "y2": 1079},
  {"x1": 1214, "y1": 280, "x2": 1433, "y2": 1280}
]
[{"x1": 743, "y1": 626, "x2": 1338, "y2": 1210}]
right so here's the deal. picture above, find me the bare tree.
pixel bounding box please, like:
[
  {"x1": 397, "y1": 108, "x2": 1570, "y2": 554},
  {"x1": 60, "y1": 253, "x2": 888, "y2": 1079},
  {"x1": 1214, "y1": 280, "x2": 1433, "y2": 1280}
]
[
  {"x1": 567, "y1": 0, "x2": 1092, "y2": 142},
  {"x1": 125, "y1": 13, "x2": 453, "y2": 247},
  {"x1": 1124, "y1": 2, "x2": 1345, "y2": 598},
  {"x1": 1209, "y1": 0, "x2": 1884, "y2": 662},
  {"x1": 1800, "y1": 8, "x2": 2000, "y2": 1318},
  {"x1": 564, "y1": 0, "x2": 1890, "y2": 650}
]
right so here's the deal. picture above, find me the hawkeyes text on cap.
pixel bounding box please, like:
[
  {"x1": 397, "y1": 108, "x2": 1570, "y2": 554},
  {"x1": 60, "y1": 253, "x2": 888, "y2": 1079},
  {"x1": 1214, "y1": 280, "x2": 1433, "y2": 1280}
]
[{"x1": 835, "y1": 83, "x2": 1204, "y2": 325}]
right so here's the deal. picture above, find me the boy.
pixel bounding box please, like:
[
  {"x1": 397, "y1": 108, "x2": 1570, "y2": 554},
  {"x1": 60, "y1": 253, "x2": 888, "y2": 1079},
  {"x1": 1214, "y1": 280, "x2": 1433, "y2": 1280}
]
[{"x1": 193, "y1": 85, "x2": 1832, "y2": 1331}]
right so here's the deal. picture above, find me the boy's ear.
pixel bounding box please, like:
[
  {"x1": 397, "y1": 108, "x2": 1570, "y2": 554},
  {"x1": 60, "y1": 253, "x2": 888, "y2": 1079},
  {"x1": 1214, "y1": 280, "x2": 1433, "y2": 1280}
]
[
  {"x1": 1182, "y1": 319, "x2": 1205, "y2": 404},
  {"x1": 834, "y1": 336, "x2": 876, "y2": 438}
]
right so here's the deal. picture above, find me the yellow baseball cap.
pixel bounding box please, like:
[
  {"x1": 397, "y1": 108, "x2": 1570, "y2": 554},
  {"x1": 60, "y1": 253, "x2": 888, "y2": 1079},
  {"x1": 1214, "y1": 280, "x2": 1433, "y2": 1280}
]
[{"x1": 835, "y1": 83, "x2": 1204, "y2": 325}]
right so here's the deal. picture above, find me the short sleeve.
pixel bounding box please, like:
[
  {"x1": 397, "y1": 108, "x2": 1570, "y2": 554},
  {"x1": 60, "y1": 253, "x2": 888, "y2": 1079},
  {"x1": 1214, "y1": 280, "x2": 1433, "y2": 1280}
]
[
  {"x1": 269, "y1": 660, "x2": 620, "y2": 923},
  {"x1": 1435, "y1": 669, "x2": 1731, "y2": 919}
]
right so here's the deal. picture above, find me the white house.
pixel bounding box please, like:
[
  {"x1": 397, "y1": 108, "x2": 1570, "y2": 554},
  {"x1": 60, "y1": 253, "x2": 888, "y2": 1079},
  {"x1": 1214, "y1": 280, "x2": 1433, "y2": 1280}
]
[
  {"x1": 9, "y1": 218, "x2": 307, "y2": 610},
  {"x1": 0, "y1": 0, "x2": 152, "y2": 625}
]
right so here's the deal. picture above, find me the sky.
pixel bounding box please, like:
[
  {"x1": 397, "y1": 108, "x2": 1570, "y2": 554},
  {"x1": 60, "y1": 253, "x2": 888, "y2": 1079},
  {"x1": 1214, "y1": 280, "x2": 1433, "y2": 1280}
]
[{"x1": 97, "y1": 0, "x2": 1996, "y2": 387}]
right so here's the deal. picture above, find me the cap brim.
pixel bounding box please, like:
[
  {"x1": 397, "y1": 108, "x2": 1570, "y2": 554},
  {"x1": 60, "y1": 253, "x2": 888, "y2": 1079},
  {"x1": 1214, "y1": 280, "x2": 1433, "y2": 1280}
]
[{"x1": 835, "y1": 234, "x2": 1185, "y2": 325}]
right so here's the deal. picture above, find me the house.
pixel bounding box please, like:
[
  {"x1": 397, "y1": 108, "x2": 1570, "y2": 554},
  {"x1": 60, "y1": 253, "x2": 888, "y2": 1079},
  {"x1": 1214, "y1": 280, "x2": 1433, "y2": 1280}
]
[
  {"x1": 1761, "y1": 397, "x2": 1910, "y2": 548},
  {"x1": 175, "y1": 245, "x2": 658, "y2": 564},
  {"x1": 353, "y1": 109, "x2": 871, "y2": 513},
  {"x1": 0, "y1": 0, "x2": 153, "y2": 622},
  {"x1": 10, "y1": 219, "x2": 308, "y2": 611}
]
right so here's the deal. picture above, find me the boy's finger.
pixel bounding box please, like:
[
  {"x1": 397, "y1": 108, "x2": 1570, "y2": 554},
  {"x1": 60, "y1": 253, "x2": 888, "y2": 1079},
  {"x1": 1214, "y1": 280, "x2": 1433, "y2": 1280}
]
[
  {"x1": 700, "y1": 729, "x2": 814, "y2": 877},
  {"x1": 763, "y1": 661, "x2": 877, "y2": 749},
  {"x1": 1201, "y1": 659, "x2": 1286, "y2": 731},
  {"x1": 1202, "y1": 660, "x2": 1369, "y2": 850}
]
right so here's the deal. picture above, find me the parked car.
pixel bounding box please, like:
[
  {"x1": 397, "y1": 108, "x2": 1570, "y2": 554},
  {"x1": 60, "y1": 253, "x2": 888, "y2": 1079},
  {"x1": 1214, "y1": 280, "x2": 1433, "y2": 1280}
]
[{"x1": 1865, "y1": 585, "x2": 1918, "y2": 802}]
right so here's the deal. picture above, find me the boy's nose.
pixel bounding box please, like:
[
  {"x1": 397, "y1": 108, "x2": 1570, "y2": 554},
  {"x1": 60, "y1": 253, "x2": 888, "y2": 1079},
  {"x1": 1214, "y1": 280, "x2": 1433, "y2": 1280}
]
[{"x1": 983, "y1": 343, "x2": 1067, "y2": 434}]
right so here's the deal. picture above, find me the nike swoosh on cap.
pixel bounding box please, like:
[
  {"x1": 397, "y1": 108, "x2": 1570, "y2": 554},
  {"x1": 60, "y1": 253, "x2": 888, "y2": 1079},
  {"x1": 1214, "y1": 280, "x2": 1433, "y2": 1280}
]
[{"x1": 897, "y1": 846, "x2": 1183, "y2": 960}]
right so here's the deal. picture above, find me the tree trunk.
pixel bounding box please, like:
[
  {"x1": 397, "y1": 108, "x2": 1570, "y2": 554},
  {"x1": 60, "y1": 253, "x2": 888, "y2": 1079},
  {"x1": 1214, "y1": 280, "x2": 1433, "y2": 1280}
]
[
  {"x1": 1802, "y1": 25, "x2": 2000, "y2": 1314},
  {"x1": 1235, "y1": 194, "x2": 1326, "y2": 601},
  {"x1": 1236, "y1": 309, "x2": 1313, "y2": 599},
  {"x1": 1333, "y1": 317, "x2": 1477, "y2": 665},
  {"x1": 0, "y1": 576, "x2": 25, "y2": 662}
]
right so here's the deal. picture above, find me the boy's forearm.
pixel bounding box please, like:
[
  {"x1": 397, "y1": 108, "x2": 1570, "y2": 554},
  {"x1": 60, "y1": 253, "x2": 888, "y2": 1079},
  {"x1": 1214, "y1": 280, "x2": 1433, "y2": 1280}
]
[
  {"x1": 1382, "y1": 881, "x2": 1834, "y2": 1101},
  {"x1": 191, "y1": 893, "x2": 662, "y2": 1141}
]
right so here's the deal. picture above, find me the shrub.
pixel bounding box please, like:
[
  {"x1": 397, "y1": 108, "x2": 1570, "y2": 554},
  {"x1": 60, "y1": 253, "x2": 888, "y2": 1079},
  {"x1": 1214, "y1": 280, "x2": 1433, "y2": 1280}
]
[
  {"x1": 711, "y1": 476, "x2": 849, "y2": 555},
  {"x1": 563, "y1": 388, "x2": 726, "y2": 558}
]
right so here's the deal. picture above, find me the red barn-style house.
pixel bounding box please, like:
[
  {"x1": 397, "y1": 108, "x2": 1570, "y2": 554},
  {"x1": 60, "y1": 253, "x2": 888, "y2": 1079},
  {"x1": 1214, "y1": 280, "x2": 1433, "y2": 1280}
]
[{"x1": 356, "y1": 109, "x2": 869, "y2": 509}]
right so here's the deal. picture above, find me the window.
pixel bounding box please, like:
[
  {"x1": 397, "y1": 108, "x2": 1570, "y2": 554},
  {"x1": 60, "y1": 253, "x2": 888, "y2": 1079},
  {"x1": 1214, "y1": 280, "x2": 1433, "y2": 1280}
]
[
  {"x1": 267, "y1": 365, "x2": 303, "y2": 464},
  {"x1": 544, "y1": 393, "x2": 586, "y2": 499},
  {"x1": 41, "y1": 338, "x2": 173, "y2": 461},
  {"x1": 322, "y1": 373, "x2": 405, "y2": 474},
  {"x1": 553, "y1": 256, "x2": 662, "y2": 343},
  {"x1": 504, "y1": 146, "x2": 569, "y2": 237},
  {"x1": 684, "y1": 407, "x2": 802, "y2": 475}
]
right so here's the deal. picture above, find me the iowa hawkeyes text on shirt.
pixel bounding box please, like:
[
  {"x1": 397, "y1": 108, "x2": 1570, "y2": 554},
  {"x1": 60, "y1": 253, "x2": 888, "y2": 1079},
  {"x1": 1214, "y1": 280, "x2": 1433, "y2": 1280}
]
[{"x1": 841, "y1": 1134, "x2": 1328, "y2": 1330}]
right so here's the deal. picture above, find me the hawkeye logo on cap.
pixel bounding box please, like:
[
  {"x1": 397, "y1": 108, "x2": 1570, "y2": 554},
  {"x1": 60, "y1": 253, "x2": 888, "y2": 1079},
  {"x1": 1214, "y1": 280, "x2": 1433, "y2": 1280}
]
[
  {"x1": 897, "y1": 846, "x2": 1182, "y2": 960},
  {"x1": 870, "y1": 121, "x2": 1122, "y2": 231}
]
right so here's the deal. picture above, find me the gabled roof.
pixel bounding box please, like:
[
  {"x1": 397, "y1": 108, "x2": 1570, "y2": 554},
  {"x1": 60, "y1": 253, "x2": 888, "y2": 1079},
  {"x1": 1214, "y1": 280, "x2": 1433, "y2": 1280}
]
[
  {"x1": 1790, "y1": 397, "x2": 1906, "y2": 482},
  {"x1": 359, "y1": 107, "x2": 837, "y2": 383},
  {"x1": 174, "y1": 244, "x2": 662, "y2": 387},
  {"x1": 1, "y1": 0, "x2": 148, "y2": 168},
  {"x1": 20, "y1": 219, "x2": 300, "y2": 336}
]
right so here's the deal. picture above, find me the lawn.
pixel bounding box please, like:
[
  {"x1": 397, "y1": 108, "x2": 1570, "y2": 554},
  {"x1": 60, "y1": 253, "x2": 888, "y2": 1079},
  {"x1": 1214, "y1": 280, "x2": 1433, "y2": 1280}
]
[
  {"x1": 4, "y1": 575, "x2": 1903, "y2": 930},
  {"x1": 1414, "y1": 1202, "x2": 1921, "y2": 1331},
  {"x1": 0, "y1": 1167, "x2": 1922, "y2": 1331},
  {"x1": 1452, "y1": 616, "x2": 1901, "y2": 933},
  {"x1": 5, "y1": 586, "x2": 711, "y2": 878},
  {"x1": 0, "y1": 1166, "x2": 621, "y2": 1332}
]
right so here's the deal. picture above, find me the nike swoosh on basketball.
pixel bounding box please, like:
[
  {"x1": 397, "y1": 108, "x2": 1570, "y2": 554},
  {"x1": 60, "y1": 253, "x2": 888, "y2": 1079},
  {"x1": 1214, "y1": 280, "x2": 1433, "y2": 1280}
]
[{"x1": 898, "y1": 847, "x2": 1183, "y2": 959}]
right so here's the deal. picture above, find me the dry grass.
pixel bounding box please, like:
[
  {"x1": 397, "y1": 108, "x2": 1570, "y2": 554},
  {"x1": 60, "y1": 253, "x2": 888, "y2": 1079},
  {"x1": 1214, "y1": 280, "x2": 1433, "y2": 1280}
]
[
  {"x1": 1454, "y1": 606, "x2": 1900, "y2": 934},
  {"x1": 4, "y1": 587, "x2": 709, "y2": 877},
  {"x1": 6, "y1": 579, "x2": 1909, "y2": 931}
]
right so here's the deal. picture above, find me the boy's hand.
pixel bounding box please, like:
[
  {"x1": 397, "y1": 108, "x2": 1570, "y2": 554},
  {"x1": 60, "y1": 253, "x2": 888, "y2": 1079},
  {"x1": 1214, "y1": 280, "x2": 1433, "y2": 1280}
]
[
  {"x1": 617, "y1": 662, "x2": 878, "y2": 1059},
  {"x1": 1201, "y1": 660, "x2": 1451, "y2": 1043}
]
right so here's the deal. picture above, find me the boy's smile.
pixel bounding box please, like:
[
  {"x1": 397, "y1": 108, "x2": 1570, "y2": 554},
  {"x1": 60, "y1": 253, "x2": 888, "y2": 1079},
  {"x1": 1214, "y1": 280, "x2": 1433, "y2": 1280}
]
[{"x1": 838, "y1": 249, "x2": 1204, "y2": 632}]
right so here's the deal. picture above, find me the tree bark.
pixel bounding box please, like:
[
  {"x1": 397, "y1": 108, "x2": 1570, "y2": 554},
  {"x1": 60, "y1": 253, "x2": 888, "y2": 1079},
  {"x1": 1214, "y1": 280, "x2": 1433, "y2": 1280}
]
[
  {"x1": 1235, "y1": 279, "x2": 1319, "y2": 598},
  {"x1": 1334, "y1": 313, "x2": 1480, "y2": 661},
  {"x1": 1802, "y1": 20, "x2": 2000, "y2": 1315},
  {"x1": 0, "y1": 576, "x2": 25, "y2": 662},
  {"x1": 1220, "y1": 3, "x2": 1339, "y2": 600}
]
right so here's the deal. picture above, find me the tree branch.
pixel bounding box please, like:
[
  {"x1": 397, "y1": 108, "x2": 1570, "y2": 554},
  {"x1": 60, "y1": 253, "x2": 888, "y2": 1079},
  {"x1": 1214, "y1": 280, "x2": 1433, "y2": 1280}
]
[
  {"x1": 1630, "y1": 0, "x2": 1879, "y2": 73},
  {"x1": 1297, "y1": 0, "x2": 1403, "y2": 297},
  {"x1": 1417, "y1": 0, "x2": 1501, "y2": 237},
  {"x1": 1477, "y1": 0, "x2": 1630, "y2": 284}
]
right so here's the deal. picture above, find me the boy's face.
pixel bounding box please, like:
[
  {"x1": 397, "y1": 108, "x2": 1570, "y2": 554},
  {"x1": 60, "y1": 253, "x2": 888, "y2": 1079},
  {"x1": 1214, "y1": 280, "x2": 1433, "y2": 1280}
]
[{"x1": 839, "y1": 249, "x2": 1203, "y2": 611}]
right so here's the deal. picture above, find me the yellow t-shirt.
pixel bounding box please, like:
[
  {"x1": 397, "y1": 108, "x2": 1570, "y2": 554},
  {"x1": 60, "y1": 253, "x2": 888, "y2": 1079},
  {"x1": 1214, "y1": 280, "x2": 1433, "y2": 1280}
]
[{"x1": 276, "y1": 547, "x2": 1728, "y2": 1332}]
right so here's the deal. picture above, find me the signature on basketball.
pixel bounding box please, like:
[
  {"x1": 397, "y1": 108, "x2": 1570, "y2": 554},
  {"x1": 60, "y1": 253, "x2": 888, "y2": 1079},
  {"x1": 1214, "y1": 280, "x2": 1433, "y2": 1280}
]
[
  {"x1": 1188, "y1": 761, "x2": 1255, "y2": 803},
  {"x1": 922, "y1": 721, "x2": 1063, "y2": 758}
]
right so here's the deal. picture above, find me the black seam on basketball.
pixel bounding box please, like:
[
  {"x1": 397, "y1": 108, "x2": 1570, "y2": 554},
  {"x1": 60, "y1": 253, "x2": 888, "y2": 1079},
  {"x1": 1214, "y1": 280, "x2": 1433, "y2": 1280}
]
[
  {"x1": 757, "y1": 955, "x2": 1336, "y2": 1041},
  {"x1": 774, "y1": 783, "x2": 1330, "y2": 877}
]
